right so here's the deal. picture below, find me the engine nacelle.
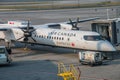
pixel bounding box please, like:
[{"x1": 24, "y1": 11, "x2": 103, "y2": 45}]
[
  {"x1": 60, "y1": 23, "x2": 72, "y2": 30},
  {"x1": 47, "y1": 23, "x2": 73, "y2": 30}
]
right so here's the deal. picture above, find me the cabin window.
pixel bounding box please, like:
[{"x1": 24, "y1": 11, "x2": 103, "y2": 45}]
[
  {"x1": 49, "y1": 36, "x2": 51, "y2": 39},
  {"x1": 84, "y1": 35, "x2": 103, "y2": 41},
  {"x1": 74, "y1": 34, "x2": 76, "y2": 36},
  {"x1": 68, "y1": 38, "x2": 70, "y2": 41},
  {"x1": 44, "y1": 36, "x2": 46, "y2": 38},
  {"x1": 59, "y1": 37, "x2": 61, "y2": 40},
  {"x1": 42, "y1": 35, "x2": 43, "y2": 38},
  {"x1": 52, "y1": 37, "x2": 54, "y2": 39},
  {"x1": 62, "y1": 37, "x2": 64, "y2": 40},
  {"x1": 61, "y1": 33, "x2": 63, "y2": 35},
  {"x1": 54, "y1": 37, "x2": 56, "y2": 39},
  {"x1": 36, "y1": 35, "x2": 38, "y2": 37},
  {"x1": 68, "y1": 33, "x2": 69, "y2": 36},
  {"x1": 64, "y1": 33, "x2": 67, "y2": 36},
  {"x1": 51, "y1": 32, "x2": 53, "y2": 34},
  {"x1": 58, "y1": 32, "x2": 61, "y2": 35},
  {"x1": 57, "y1": 37, "x2": 59, "y2": 40},
  {"x1": 54, "y1": 32, "x2": 57, "y2": 35}
]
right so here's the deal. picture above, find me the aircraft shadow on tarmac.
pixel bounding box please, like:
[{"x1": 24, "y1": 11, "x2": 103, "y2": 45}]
[
  {"x1": 13, "y1": 42, "x2": 76, "y2": 53},
  {"x1": 12, "y1": 48, "x2": 75, "y2": 58},
  {"x1": 100, "y1": 52, "x2": 120, "y2": 66}
]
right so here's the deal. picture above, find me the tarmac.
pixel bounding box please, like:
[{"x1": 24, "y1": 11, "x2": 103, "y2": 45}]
[{"x1": 0, "y1": 6, "x2": 120, "y2": 80}]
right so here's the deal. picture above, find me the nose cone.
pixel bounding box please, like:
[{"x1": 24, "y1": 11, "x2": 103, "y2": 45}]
[{"x1": 98, "y1": 41, "x2": 116, "y2": 51}]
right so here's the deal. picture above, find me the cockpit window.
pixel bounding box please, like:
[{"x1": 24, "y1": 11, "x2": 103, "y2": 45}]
[{"x1": 84, "y1": 35, "x2": 103, "y2": 41}]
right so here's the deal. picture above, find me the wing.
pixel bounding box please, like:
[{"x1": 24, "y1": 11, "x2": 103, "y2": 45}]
[
  {"x1": 44, "y1": 17, "x2": 100, "y2": 30},
  {"x1": 64, "y1": 17, "x2": 100, "y2": 24},
  {"x1": 0, "y1": 24, "x2": 25, "y2": 42}
]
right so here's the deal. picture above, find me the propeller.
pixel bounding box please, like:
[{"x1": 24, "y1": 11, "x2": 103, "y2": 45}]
[
  {"x1": 17, "y1": 20, "x2": 36, "y2": 48},
  {"x1": 69, "y1": 17, "x2": 80, "y2": 30}
]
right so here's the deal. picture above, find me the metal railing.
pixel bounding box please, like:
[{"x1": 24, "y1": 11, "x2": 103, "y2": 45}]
[{"x1": 57, "y1": 62, "x2": 81, "y2": 80}]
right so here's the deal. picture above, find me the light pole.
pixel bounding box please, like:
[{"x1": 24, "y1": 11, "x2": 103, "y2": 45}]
[
  {"x1": 107, "y1": 8, "x2": 109, "y2": 19},
  {"x1": 78, "y1": 0, "x2": 80, "y2": 7},
  {"x1": 116, "y1": 9, "x2": 119, "y2": 18},
  {"x1": 51, "y1": 0, "x2": 54, "y2": 9}
]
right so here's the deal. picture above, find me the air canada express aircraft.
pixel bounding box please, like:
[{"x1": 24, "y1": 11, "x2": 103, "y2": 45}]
[{"x1": 0, "y1": 17, "x2": 116, "y2": 52}]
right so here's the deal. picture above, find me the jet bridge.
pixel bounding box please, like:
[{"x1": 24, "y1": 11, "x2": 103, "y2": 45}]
[{"x1": 91, "y1": 18, "x2": 120, "y2": 45}]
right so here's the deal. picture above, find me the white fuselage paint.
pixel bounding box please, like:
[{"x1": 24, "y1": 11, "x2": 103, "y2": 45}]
[
  {"x1": 10, "y1": 28, "x2": 116, "y2": 51},
  {"x1": 0, "y1": 22, "x2": 116, "y2": 52}
]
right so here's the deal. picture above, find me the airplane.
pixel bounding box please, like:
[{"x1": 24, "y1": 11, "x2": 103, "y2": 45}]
[{"x1": 0, "y1": 17, "x2": 116, "y2": 52}]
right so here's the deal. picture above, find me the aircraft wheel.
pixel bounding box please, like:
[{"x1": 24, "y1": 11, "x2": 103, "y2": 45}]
[
  {"x1": 90, "y1": 62, "x2": 94, "y2": 67},
  {"x1": 99, "y1": 61, "x2": 103, "y2": 65}
]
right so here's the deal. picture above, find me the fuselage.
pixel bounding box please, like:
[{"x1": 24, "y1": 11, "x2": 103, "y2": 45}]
[
  {"x1": 11, "y1": 28, "x2": 116, "y2": 52},
  {"x1": 0, "y1": 21, "x2": 116, "y2": 52}
]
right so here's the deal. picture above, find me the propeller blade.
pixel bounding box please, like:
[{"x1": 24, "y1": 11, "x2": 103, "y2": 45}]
[
  {"x1": 30, "y1": 29, "x2": 36, "y2": 33},
  {"x1": 31, "y1": 37, "x2": 36, "y2": 42},
  {"x1": 69, "y1": 18, "x2": 74, "y2": 28},
  {"x1": 21, "y1": 28, "x2": 26, "y2": 32},
  {"x1": 17, "y1": 19, "x2": 36, "y2": 45},
  {"x1": 27, "y1": 20, "x2": 30, "y2": 31},
  {"x1": 17, "y1": 36, "x2": 24, "y2": 41},
  {"x1": 69, "y1": 18, "x2": 80, "y2": 30},
  {"x1": 75, "y1": 17, "x2": 79, "y2": 28}
]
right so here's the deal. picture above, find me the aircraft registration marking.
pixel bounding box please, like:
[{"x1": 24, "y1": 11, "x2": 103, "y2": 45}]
[{"x1": 56, "y1": 42, "x2": 70, "y2": 46}]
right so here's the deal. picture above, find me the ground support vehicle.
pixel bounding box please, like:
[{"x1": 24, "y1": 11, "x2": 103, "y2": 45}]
[
  {"x1": 78, "y1": 51, "x2": 103, "y2": 66},
  {"x1": 0, "y1": 46, "x2": 12, "y2": 64}
]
